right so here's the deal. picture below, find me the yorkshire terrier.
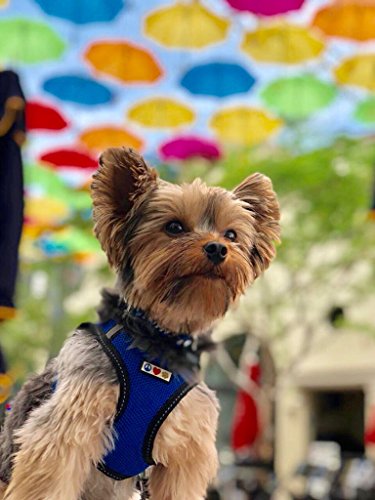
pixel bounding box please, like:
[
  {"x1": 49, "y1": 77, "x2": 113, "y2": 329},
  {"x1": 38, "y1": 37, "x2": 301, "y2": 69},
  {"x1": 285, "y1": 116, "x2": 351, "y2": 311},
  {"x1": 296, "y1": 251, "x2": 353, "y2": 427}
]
[{"x1": 0, "y1": 148, "x2": 280, "y2": 500}]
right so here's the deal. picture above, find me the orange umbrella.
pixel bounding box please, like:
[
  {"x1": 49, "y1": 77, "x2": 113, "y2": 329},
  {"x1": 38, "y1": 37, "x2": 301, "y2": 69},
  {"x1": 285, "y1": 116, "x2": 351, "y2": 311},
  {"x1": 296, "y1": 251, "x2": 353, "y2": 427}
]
[
  {"x1": 312, "y1": 1, "x2": 375, "y2": 42},
  {"x1": 144, "y1": 2, "x2": 230, "y2": 49},
  {"x1": 85, "y1": 41, "x2": 163, "y2": 84},
  {"x1": 335, "y1": 54, "x2": 375, "y2": 91},
  {"x1": 127, "y1": 98, "x2": 195, "y2": 128},
  {"x1": 241, "y1": 24, "x2": 324, "y2": 64},
  {"x1": 79, "y1": 126, "x2": 144, "y2": 153}
]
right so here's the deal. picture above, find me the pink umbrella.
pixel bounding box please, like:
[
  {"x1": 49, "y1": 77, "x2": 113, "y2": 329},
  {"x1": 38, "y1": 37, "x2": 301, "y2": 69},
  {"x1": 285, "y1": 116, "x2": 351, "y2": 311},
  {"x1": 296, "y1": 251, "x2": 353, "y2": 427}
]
[
  {"x1": 225, "y1": 0, "x2": 305, "y2": 16},
  {"x1": 159, "y1": 135, "x2": 222, "y2": 161}
]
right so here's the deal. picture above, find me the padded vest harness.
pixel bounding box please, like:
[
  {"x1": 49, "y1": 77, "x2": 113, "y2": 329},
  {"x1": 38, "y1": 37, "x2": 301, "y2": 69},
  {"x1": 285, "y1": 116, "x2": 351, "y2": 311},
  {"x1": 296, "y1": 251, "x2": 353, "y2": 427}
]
[{"x1": 93, "y1": 319, "x2": 197, "y2": 480}]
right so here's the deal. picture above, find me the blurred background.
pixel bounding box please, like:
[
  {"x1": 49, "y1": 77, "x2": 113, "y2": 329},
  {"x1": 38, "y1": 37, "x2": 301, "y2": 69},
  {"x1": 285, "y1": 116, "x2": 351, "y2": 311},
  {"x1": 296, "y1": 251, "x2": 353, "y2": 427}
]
[{"x1": 0, "y1": 0, "x2": 375, "y2": 498}]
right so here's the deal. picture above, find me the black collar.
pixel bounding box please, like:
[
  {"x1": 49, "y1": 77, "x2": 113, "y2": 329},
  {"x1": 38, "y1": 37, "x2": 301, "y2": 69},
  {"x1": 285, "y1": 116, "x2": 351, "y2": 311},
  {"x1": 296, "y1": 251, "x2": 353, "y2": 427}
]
[{"x1": 96, "y1": 289, "x2": 215, "y2": 374}]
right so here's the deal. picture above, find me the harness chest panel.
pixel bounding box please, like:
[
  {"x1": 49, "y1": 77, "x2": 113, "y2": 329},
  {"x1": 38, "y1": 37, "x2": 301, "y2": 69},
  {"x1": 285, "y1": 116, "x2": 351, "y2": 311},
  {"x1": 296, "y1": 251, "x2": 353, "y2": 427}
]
[{"x1": 96, "y1": 319, "x2": 196, "y2": 480}]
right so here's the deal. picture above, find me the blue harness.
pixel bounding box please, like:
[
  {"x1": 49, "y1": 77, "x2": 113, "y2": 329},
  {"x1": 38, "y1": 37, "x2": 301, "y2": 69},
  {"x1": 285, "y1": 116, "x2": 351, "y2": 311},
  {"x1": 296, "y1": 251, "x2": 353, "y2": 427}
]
[{"x1": 92, "y1": 319, "x2": 197, "y2": 480}]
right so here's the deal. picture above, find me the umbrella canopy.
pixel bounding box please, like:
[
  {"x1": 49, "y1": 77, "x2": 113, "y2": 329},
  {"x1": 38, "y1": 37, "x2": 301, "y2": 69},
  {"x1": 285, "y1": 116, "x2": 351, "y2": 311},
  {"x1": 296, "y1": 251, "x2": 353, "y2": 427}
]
[
  {"x1": 335, "y1": 54, "x2": 375, "y2": 91},
  {"x1": 261, "y1": 75, "x2": 337, "y2": 120},
  {"x1": 128, "y1": 98, "x2": 195, "y2": 128},
  {"x1": 79, "y1": 126, "x2": 143, "y2": 152},
  {"x1": 34, "y1": 0, "x2": 124, "y2": 24},
  {"x1": 38, "y1": 227, "x2": 100, "y2": 259},
  {"x1": 354, "y1": 97, "x2": 375, "y2": 124},
  {"x1": 312, "y1": 2, "x2": 375, "y2": 42},
  {"x1": 25, "y1": 197, "x2": 70, "y2": 227},
  {"x1": 39, "y1": 148, "x2": 98, "y2": 169},
  {"x1": 241, "y1": 24, "x2": 325, "y2": 64},
  {"x1": 210, "y1": 107, "x2": 282, "y2": 146},
  {"x1": 0, "y1": 18, "x2": 65, "y2": 64},
  {"x1": 180, "y1": 62, "x2": 255, "y2": 98},
  {"x1": 85, "y1": 41, "x2": 163, "y2": 84},
  {"x1": 225, "y1": 0, "x2": 305, "y2": 16},
  {"x1": 26, "y1": 101, "x2": 68, "y2": 131},
  {"x1": 144, "y1": 2, "x2": 230, "y2": 49},
  {"x1": 159, "y1": 135, "x2": 221, "y2": 161},
  {"x1": 43, "y1": 75, "x2": 113, "y2": 105}
]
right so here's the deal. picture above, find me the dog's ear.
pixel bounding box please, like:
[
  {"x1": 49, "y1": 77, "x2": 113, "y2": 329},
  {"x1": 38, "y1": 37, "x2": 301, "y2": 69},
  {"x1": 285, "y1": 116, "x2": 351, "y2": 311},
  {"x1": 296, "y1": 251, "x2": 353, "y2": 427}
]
[
  {"x1": 91, "y1": 147, "x2": 158, "y2": 267},
  {"x1": 233, "y1": 173, "x2": 280, "y2": 279}
]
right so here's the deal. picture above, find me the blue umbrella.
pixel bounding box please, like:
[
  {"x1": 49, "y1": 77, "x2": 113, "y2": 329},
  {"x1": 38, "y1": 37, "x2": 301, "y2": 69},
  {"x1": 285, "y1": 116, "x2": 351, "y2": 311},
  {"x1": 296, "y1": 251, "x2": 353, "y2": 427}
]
[
  {"x1": 43, "y1": 75, "x2": 113, "y2": 106},
  {"x1": 180, "y1": 62, "x2": 255, "y2": 98},
  {"x1": 34, "y1": 0, "x2": 125, "y2": 24}
]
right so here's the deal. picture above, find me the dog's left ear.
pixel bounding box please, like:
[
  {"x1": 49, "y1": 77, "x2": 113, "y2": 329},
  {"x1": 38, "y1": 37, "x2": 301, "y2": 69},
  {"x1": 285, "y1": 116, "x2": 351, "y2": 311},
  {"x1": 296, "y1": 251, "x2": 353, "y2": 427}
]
[
  {"x1": 91, "y1": 147, "x2": 158, "y2": 267},
  {"x1": 233, "y1": 173, "x2": 280, "y2": 279}
]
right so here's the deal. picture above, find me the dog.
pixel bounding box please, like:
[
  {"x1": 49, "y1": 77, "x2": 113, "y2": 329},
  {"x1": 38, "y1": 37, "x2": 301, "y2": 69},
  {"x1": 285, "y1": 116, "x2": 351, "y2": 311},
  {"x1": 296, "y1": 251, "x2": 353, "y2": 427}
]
[{"x1": 0, "y1": 148, "x2": 280, "y2": 500}]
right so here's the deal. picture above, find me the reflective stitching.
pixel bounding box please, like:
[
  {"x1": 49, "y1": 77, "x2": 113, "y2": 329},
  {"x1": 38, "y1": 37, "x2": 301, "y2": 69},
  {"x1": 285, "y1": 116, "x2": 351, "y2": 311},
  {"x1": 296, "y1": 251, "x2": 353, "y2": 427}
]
[{"x1": 106, "y1": 324, "x2": 123, "y2": 339}]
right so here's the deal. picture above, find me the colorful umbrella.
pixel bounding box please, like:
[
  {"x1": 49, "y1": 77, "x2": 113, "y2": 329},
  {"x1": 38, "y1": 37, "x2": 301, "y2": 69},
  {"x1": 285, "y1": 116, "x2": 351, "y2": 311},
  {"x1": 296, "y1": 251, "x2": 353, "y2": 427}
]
[
  {"x1": 0, "y1": 0, "x2": 8, "y2": 7},
  {"x1": 85, "y1": 41, "x2": 163, "y2": 84},
  {"x1": 39, "y1": 148, "x2": 98, "y2": 169},
  {"x1": 25, "y1": 197, "x2": 70, "y2": 227},
  {"x1": 335, "y1": 54, "x2": 375, "y2": 92},
  {"x1": 226, "y1": 0, "x2": 305, "y2": 16},
  {"x1": 34, "y1": 0, "x2": 124, "y2": 24},
  {"x1": 37, "y1": 228, "x2": 100, "y2": 259},
  {"x1": 127, "y1": 98, "x2": 195, "y2": 128},
  {"x1": 261, "y1": 75, "x2": 337, "y2": 120},
  {"x1": 159, "y1": 135, "x2": 222, "y2": 161},
  {"x1": 313, "y1": 2, "x2": 375, "y2": 42},
  {"x1": 26, "y1": 101, "x2": 68, "y2": 131},
  {"x1": 0, "y1": 18, "x2": 65, "y2": 64},
  {"x1": 180, "y1": 62, "x2": 255, "y2": 98},
  {"x1": 43, "y1": 75, "x2": 113, "y2": 105},
  {"x1": 354, "y1": 97, "x2": 375, "y2": 124},
  {"x1": 144, "y1": 2, "x2": 230, "y2": 49},
  {"x1": 241, "y1": 24, "x2": 325, "y2": 64},
  {"x1": 210, "y1": 107, "x2": 282, "y2": 146},
  {"x1": 79, "y1": 126, "x2": 143, "y2": 153}
]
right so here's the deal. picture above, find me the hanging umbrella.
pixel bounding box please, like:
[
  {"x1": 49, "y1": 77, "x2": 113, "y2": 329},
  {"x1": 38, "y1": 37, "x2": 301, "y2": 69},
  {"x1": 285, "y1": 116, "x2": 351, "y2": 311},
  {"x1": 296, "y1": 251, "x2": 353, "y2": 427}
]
[
  {"x1": 334, "y1": 54, "x2": 375, "y2": 91},
  {"x1": 0, "y1": 18, "x2": 65, "y2": 64},
  {"x1": 26, "y1": 101, "x2": 68, "y2": 131},
  {"x1": 127, "y1": 98, "x2": 195, "y2": 128},
  {"x1": 79, "y1": 126, "x2": 143, "y2": 153},
  {"x1": 354, "y1": 97, "x2": 375, "y2": 124},
  {"x1": 34, "y1": 0, "x2": 124, "y2": 24},
  {"x1": 241, "y1": 24, "x2": 325, "y2": 64},
  {"x1": 39, "y1": 148, "x2": 98, "y2": 169},
  {"x1": 159, "y1": 135, "x2": 222, "y2": 161},
  {"x1": 85, "y1": 41, "x2": 163, "y2": 84},
  {"x1": 180, "y1": 62, "x2": 255, "y2": 98},
  {"x1": 312, "y1": 2, "x2": 375, "y2": 42},
  {"x1": 0, "y1": 0, "x2": 8, "y2": 7},
  {"x1": 144, "y1": 2, "x2": 230, "y2": 49},
  {"x1": 25, "y1": 197, "x2": 70, "y2": 227},
  {"x1": 38, "y1": 227, "x2": 100, "y2": 259},
  {"x1": 261, "y1": 75, "x2": 337, "y2": 120},
  {"x1": 210, "y1": 107, "x2": 282, "y2": 146},
  {"x1": 225, "y1": 0, "x2": 305, "y2": 16},
  {"x1": 43, "y1": 75, "x2": 113, "y2": 106}
]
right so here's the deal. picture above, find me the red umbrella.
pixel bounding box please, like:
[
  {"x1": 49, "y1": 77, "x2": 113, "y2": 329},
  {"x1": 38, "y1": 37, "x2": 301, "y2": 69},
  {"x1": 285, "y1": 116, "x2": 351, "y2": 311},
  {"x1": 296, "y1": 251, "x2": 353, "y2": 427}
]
[
  {"x1": 225, "y1": 0, "x2": 305, "y2": 16},
  {"x1": 26, "y1": 101, "x2": 68, "y2": 131},
  {"x1": 159, "y1": 135, "x2": 222, "y2": 161},
  {"x1": 39, "y1": 148, "x2": 97, "y2": 169}
]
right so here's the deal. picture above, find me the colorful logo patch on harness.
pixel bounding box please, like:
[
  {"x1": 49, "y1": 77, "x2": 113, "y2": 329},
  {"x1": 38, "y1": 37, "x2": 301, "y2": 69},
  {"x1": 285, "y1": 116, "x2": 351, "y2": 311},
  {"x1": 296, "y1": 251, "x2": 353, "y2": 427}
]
[{"x1": 141, "y1": 361, "x2": 172, "y2": 382}]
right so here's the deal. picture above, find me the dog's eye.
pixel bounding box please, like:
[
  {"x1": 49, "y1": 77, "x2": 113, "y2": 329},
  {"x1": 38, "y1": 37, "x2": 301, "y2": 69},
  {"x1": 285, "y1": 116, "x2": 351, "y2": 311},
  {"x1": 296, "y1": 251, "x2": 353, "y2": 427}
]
[
  {"x1": 165, "y1": 221, "x2": 184, "y2": 236},
  {"x1": 224, "y1": 229, "x2": 237, "y2": 242}
]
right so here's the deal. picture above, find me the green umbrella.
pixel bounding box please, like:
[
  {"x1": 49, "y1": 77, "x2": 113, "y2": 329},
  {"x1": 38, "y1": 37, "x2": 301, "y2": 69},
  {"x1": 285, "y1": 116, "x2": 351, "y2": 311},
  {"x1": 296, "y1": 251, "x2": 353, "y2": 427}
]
[
  {"x1": 354, "y1": 97, "x2": 375, "y2": 124},
  {"x1": 25, "y1": 163, "x2": 91, "y2": 212},
  {"x1": 261, "y1": 74, "x2": 337, "y2": 120},
  {"x1": 0, "y1": 18, "x2": 65, "y2": 64}
]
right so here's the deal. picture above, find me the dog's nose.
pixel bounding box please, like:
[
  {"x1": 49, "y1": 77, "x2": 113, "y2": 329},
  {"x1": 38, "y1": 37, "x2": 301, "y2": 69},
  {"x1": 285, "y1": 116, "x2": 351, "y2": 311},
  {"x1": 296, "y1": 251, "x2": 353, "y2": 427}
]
[{"x1": 203, "y1": 242, "x2": 228, "y2": 265}]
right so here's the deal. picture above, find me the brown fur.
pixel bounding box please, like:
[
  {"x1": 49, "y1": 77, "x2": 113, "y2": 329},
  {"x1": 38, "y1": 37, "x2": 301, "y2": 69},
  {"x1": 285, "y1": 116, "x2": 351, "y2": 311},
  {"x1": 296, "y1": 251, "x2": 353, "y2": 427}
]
[{"x1": 2, "y1": 147, "x2": 280, "y2": 499}]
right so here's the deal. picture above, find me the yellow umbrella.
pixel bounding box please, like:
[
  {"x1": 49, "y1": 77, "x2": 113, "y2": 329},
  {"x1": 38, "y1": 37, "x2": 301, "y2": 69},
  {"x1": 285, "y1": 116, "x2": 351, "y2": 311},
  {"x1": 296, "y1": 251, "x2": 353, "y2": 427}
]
[
  {"x1": 241, "y1": 24, "x2": 325, "y2": 64},
  {"x1": 0, "y1": 0, "x2": 9, "y2": 7},
  {"x1": 335, "y1": 54, "x2": 375, "y2": 91},
  {"x1": 210, "y1": 107, "x2": 283, "y2": 146},
  {"x1": 79, "y1": 126, "x2": 143, "y2": 153},
  {"x1": 25, "y1": 197, "x2": 69, "y2": 227},
  {"x1": 127, "y1": 98, "x2": 195, "y2": 128},
  {"x1": 313, "y1": 2, "x2": 375, "y2": 42},
  {"x1": 144, "y1": 1, "x2": 230, "y2": 49},
  {"x1": 85, "y1": 41, "x2": 162, "y2": 84}
]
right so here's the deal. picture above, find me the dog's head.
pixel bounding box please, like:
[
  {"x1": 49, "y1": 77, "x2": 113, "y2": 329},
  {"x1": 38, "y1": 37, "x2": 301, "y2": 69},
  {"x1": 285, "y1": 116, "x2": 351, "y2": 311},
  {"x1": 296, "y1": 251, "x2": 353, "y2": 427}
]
[{"x1": 91, "y1": 148, "x2": 280, "y2": 333}]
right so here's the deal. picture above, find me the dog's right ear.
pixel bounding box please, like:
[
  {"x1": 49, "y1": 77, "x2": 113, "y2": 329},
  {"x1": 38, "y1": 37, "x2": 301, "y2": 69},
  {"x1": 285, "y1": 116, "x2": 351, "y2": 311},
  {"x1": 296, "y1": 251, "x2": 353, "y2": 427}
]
[{"x1": 91, "y1": 147, "x2": 158, "y2": 267}]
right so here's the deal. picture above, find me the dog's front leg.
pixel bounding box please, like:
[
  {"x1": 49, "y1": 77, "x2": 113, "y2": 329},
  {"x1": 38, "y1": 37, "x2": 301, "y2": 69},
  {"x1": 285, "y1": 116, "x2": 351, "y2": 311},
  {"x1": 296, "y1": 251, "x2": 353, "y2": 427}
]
[
  {"x1": 4, "y1": 377, "x2": 118, "y2": 500},
  {"x1": 149, "y1": 384, "x2": 219, "y2": 500}
]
